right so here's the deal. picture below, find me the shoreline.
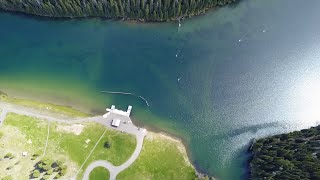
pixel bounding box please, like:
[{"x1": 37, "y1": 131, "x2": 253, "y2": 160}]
[
  {"x1": 0, "y1": 90, "x2": 213, "y2": 179},
  {"x1": 131, "y1": 116, "x2": 215, "y2": 178},
  {"x1": 0, "y1": 5, "x2": 221, "y2": 24},
  {"x1": 149, "y1": 131, "x2": 215, "y2": 180},
  {"x1": 145, "y1": 132, "x2": 196, "y2": 170}
]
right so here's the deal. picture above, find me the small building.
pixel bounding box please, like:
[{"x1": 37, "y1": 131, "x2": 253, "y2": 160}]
[{"x1": 111, "y1": 119, "x2": 121, "y2": 127}]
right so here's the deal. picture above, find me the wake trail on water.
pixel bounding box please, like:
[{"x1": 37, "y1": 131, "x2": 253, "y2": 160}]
[
  {"x1": 101, "y1": 91, "x2": 150, "y2": 107},
  {"x1": 238, "y1": 25, "x2": 268, "y2": 43}
]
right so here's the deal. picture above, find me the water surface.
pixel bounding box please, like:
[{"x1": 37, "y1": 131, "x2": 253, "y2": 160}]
[{"x1": 1, "y1": 0, "x2": 320, "y2": 179}]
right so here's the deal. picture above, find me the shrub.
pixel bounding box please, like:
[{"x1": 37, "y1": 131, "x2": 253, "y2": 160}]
[
  {"x1": 32, "y1": 170, "x2": 40, "y2": 178},
  {"x1": 32, "y1": 153, "x2": 40, "y2": 158},
  {"x1": 58, "y1": 165, "x2": 67, "y2": 176},
  {"x1": 31, "y1": 151, "x2": 42, "y2": 160},
  {"x1": 52, "y1": 160, "x2": 63, "y2": 170},
  {"x1": 46, "y1": 169, "x2": 53, "y2": 175},
  {"x1": 104, "y1": 141, "x2": 111, "y2": 149},
  {"x1": 38, "y1": 158, "x2": 54, "y2": 171},
  {"x1": 4, "y1": 153, "x2": 15, "y2": 159},
  {"x1": 6, "y1": 166, "x2": 14, "y2": 170},
  {"x1": 54, "y1": 174, "x2": 61, "y2": 179}
]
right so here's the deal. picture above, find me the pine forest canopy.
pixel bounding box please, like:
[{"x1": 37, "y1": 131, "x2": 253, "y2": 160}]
[
  {"x1": 250, "y1": 125, "x2": 320, "y2": 179},
  {"x1": 0, "y1": 0, "x2": 237, "y2": 21}
]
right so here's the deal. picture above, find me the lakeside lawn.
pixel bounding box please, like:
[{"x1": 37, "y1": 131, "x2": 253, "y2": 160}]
[
  {"x1": 7, "y1": 98, "x2": 90, "y2": 117},
  {"x1": 117, "y1": 132, "x2": 197, "y2": 180},
  {"x1": 0, "y1": 91, "x2": 90, "y2": 118},
  {"x1": 89, "y1": 167, "x2": 110, "y2": 180},
  {"x1": 0, "y1": 113, "x2": 136, "y2": 179}
]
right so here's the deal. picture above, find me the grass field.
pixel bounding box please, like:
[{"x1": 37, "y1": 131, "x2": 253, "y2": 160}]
[
  {"x1": 0, "y1": 93, "x2": 198, "y2": 180},
  {"x1": 89, "y1": 167, "x2": 110, "y2": 180},
  {"x1": 0, "y1": 113, "x2": 136, "y2": 179},
  {"x1": 117, "y1": 132, "x2": 197, "y2": 180}
]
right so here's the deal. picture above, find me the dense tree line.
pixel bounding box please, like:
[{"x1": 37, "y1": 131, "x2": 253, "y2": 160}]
[
  {"x1": 250, "y1": 125, "x2": 320, "y2": 179},
  {"x1": 0, "y1": 0, "x2": 237, "y2": 21}
]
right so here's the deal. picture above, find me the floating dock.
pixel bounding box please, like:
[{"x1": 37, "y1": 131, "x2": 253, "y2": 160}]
[{"x1": 103, "y1": 105, "x2": 132, "y2": 118}]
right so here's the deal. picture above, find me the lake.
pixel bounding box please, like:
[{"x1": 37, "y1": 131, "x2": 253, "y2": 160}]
[{"x1": 1, "y1": 0, "x2": 320, "y2": 179}]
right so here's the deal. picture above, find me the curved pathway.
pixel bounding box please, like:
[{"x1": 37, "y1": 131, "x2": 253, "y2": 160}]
[
  {"x1": 0, "y1": 101, "x2": 147, "y2": 180},
  {"x1": 82, "y1": 131, "x2": 146, "y2": 180}
]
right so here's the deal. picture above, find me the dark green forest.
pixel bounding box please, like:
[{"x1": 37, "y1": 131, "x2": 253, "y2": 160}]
[
  {"x1": 250, "y1": 125, "x2": 320, "y2": 179},
  {"x1": 0, "y1": 0, "x2": 237, "y2": 21}
]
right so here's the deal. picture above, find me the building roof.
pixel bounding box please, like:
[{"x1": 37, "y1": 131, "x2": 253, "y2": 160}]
[{"x1": 111, "y1": 119, "x2": 121, "y2": 127}]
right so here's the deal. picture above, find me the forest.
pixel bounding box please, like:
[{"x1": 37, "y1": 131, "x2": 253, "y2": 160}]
[
  {"x1": 250, "y1": 125, "x2": 320, "y2": 179},
  {"x1": 0, "y1": 0, "x2": 237, "y2": 21}
]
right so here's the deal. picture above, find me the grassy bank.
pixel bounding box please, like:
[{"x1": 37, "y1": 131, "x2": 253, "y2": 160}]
[
  {"x1": 0, "y1": 113, "x2": 136, "y2": 179},
  {"x1": 0, "y1": 91, "x2": 91, "y2": 118},
  {"x1": 118, "y1": 132, "x2": 197, "y2": 180},
  {"x1": 0, "y1": 93, "x2": 200, "y2": 179}
]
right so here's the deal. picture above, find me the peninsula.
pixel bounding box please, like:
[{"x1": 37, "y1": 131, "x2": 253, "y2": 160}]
[
  {"x1": 0, "y1": 0, "x2": 237, "y2": 21},
  {"x1": 250, "y1": 126, "x2": 320, "y2": 179},
  {"x1": 0, "y1": 91, "x2": 202, "y2": 180}
]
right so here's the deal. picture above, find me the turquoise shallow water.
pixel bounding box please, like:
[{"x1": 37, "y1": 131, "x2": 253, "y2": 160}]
[{"x1": 2, "y1": 0, "x2": 320, "y2": 179}]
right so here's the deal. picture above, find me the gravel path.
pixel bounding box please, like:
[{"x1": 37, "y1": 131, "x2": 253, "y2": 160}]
[{"x1": 82, "y1": 131, "x2": 146, "y2": 180}]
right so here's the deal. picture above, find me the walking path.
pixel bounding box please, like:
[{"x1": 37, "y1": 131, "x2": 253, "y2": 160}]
[
  {"x1": 43, "y1": 122, "x2": 50, "y2": 157},
  {"x1": 0, "y1": 108, "x2": 8, "y2": 125},
  {"x1": 76, "y1": 129, "x2": 108, "y2": 176},
  {"x1": 0, "y1": 101, "x2": 147, "y2": 180},
  {"x1": 82, "y1": 131, "x2": 146, "y2": 180}
]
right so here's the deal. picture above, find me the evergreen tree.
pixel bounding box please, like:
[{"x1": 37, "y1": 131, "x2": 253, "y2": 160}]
[{"x1": 0, "y1": 0, "x2": 238, "y2": 21}]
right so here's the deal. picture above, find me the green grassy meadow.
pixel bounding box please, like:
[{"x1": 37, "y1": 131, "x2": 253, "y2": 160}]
[
  {"x1": 89, "y1": 167, "x2": 110, "y2": 180},
  {"x1": 0, "y1": 113, "x2": 136, "y2": 179},
  {"x1": 118, "y1": 132, "x2": 197, "y2": 180}
]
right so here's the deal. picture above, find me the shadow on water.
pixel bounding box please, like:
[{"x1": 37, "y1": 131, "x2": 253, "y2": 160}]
[{"x1": 211, "y1": 121, "x2": 282, "y2": 140}]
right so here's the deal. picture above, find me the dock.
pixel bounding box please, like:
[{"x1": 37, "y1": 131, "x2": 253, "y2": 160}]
[{"x1": 103, "y1": 105, "x2": 132, "y2": 118}]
